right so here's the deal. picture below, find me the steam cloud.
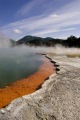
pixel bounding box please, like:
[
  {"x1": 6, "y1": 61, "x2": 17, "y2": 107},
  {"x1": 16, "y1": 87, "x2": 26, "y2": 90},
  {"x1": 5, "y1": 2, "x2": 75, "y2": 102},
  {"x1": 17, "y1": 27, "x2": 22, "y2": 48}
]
[
  {"x1": 0, "y1": 33, "x2": 11, "y2": 48},
  {"x1": 46, "y1": 45, "x2": 80, "y2": 57}
]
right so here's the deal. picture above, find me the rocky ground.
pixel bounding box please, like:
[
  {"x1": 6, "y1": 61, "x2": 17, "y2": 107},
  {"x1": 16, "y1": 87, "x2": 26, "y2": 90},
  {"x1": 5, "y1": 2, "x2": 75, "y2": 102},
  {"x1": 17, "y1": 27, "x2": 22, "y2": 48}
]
[{"x1": 0, "y1": 54, "x2": 80, "y2": 120}]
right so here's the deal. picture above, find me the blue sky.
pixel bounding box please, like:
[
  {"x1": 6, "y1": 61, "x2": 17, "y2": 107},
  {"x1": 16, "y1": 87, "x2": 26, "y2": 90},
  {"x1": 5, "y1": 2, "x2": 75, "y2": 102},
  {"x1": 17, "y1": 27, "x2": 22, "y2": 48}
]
[{"x1": 0, "y1": 0, "x2": 80, "y2": 40}]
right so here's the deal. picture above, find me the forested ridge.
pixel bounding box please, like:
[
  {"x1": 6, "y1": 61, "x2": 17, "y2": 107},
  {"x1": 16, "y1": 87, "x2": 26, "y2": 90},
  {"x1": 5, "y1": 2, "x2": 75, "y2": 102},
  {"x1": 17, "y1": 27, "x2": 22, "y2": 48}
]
[{"x1": 16, "y1": 35, "x2": 80, "y2": 47}]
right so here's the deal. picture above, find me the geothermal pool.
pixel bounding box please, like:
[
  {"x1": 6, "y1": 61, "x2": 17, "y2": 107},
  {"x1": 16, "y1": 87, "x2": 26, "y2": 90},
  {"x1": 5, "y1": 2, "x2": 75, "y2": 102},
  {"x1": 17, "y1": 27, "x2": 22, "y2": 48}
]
[
  {"x1": 0, "y1": 44, "x2": 55, "y2": 108},
  {"x1": 0, "y1": 46, "x2": 44, "y2": 88}
]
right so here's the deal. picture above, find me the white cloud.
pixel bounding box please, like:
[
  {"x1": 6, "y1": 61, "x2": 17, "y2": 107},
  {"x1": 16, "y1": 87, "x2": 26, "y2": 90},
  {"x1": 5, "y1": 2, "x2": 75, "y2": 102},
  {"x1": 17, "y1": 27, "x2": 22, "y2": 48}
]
[
  {"x1": 13, "y1": 29, "x2": 22, "y2": 34},
  {"x1": 16, "y1": 0, "x2": 47, "y2": 17},
  {"x1": 56, "y1": 0, "x2": 80, "y2": 14},
  {"x1": 49, "y1": 14, "x2": 59, "y2": 18},
  {"x1": 32, "y1": 27, "x2": 76, "y2": 36},
  {"x1": 16, "y1": 0, "x2": 37, "y2": 16}
]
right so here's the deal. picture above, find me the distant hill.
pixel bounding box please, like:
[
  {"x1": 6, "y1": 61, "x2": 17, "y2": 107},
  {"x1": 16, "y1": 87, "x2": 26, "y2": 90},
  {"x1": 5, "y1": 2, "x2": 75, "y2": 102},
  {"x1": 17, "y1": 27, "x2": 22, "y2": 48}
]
[
  {"x1": 17, "y1": 36, "x2": 43, "y2": 44},
  {"x1": 16, "y1": 35, "x2": 80, "y2": 47}
]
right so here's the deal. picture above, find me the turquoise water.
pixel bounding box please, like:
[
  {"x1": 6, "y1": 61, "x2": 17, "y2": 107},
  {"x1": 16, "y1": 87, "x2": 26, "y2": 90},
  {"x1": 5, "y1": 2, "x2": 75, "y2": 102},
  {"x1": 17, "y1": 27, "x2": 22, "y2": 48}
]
[{"x1": 0, "y1": 46, "x2": 43, "y2": 88}]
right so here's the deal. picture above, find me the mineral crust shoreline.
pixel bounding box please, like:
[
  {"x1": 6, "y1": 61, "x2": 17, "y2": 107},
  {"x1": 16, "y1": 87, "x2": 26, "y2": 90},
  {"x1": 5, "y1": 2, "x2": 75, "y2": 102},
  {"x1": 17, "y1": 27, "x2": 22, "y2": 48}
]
[{"x1": 0, "y1": 53, "x2": 80, "y2": 120}]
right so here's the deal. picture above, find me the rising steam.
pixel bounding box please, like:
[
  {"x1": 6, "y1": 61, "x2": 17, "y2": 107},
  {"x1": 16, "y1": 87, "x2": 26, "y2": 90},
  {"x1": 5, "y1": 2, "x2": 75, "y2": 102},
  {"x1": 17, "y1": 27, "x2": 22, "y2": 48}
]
[
  {"x1": 0, "y1": 33, "x2": 12, "y2": 48},
  {"x1": 46, "y1": 45, "x2": 80, "y2": 57}
]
